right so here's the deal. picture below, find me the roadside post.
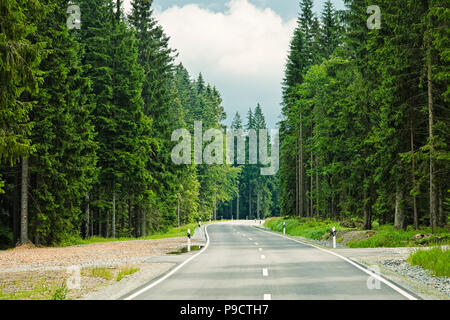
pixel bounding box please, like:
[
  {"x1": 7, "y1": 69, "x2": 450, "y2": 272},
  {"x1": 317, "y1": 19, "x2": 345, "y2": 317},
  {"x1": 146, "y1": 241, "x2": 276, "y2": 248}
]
[
  {"x1": 187, "y1": 229, "x2": 191, "y2": 252},
  {"x1": 209, "y1": 215, "x2": 212, "y2": 223},
  {"x1": 332, "y1": 227, "x2": 336, "y2": 249},
  {"x1": 283, "y1": 222, "x2": 286, "y2": 235}
]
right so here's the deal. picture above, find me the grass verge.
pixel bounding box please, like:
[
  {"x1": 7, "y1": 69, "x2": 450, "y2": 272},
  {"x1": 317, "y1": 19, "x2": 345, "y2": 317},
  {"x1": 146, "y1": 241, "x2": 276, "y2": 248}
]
[
  {"x1": 408, "y1": 247, "x2": 450, "y2": 277},
  {"x1": 265, "y1": 217, "x2": 450, "y2": 248},
  {"x1": 116, "y1": 267, "x2": 140, "y2": 282},
  {"x1": 68, "y1": 222, "x2": 200, "y2": 246},
  {"x1": 264, "y1": 217, "x2": 349, "y2": 240}
]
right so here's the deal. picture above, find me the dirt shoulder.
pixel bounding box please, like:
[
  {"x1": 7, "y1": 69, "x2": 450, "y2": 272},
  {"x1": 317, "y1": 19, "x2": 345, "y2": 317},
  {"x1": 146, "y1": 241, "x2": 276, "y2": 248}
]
[{"x1": 0, "y1": 237, "x2": 205, "y2": 300}]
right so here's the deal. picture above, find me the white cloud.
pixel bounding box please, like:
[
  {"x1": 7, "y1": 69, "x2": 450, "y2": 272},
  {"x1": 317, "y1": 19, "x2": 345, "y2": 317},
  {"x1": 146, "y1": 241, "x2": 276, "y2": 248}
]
[
  {"x1": 122, "y1": 0, "x2": 296, "y2": 127},
  {"x1": 156, "y1": 0, "x2": 295, "y2": 79}
]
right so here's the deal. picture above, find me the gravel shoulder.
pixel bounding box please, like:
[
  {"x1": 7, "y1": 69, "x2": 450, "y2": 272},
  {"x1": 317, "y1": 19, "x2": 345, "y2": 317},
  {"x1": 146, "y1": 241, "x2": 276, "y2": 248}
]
[{"x1": 0, "y1": 236, "x2": 206, "y2": 300}]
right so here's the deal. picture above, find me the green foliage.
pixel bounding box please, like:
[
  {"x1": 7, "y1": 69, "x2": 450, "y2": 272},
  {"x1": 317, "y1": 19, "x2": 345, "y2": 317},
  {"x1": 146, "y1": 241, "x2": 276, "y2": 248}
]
[
  {"x1": 408, "y1": 247, "x2": 450, "y2": 277},
  {"x1": 63, "y1": 222, "x2": 199, "y2": 246},
  {"x1": 90, "y1": 267, "x2": 113, "y2": 280},
  {"x1": 279, "y1": 0, "x2": 450, "y2": 232},
  {"x1": 266, "y1": 217, "x2": 450, "y2": 248},
  {"x1": 51, "y1": 284, "x2": 68, "y2": 300},
  {"x1": 346, "y1": 225, "x2": 450, "y2": 248},
  {"x1": 0, "y1": 0, "x2": 44, "y2": 165},
  {"x1": 116, "y1": 267, "x2": 140, "y2": 281},
  {"x1": 264, "y1": 217, "x2": 347, "y2": 240}
]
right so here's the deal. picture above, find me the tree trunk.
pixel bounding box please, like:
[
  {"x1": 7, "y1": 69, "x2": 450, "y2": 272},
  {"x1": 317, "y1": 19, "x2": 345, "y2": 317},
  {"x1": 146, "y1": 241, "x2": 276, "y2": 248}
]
[
  {"x1": 85, "y1": 193, "x2": 90, "y2": 238},
  {"x1": 394, "y1": 185, "x2": 405, "y2": 230},
  {"x1": 299, "y1": 113, "x2": 304, "y2": 218},
  {"x1": 177, "y1": 196, "x2": 180, "y2": 227},
  {"x1": 427, "y1": 23, "x2": 438, "y2": 233},
  {"x1": 296, "y1": 149, "x2": 299, "y2": 217},
  {"x1": 410, "y1": 114, "x2": 418, "y2": 230},
  {"x1": 363, "y1": 173, "x2": 372, "y2": 230},
  {"x1": 257, "y1": 191, "x2": 260, "y2": 219},
  {"x1": 13, "y1": 165, "x2": 19, "y2": 244},
  {"x1": 128, "y1": 199, "x2": 133, "y2": 236},
  {"x1": 310, "y1": 151, "x2": 313, "y2": 217},
  {"x1": 141, "y1": 208, "x2": 146, "y2": 237},
  {"x1": 237, "y1": 189, "x2": 240, "y2": 220},
  {"x1": 112, "y1": 192, "x2": 116, "y2": 238},
  {"x1": 20, "y1": 157, "x2": 29, "y2": 245},
  {"x1": 214, "y1": 193, "x2": 217, "y2": 220},
  {"x1": 99, "y1": 210, "x2": 102, "y2": 237},
  {"x1": 248, "y1": 187, "x2": 251, "y2": 219},
  {"x1": 438, "y1": 186, "x2": 445, "y2": 227},
  {"x1": 315, "y1": 155, "x2": 319, "y2": 218}
]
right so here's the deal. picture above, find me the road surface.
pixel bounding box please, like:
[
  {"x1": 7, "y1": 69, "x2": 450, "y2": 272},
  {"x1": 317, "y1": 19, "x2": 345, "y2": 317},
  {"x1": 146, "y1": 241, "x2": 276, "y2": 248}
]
[{"x1": 124, "y1": 223, "x2": 416, "y2": 300}]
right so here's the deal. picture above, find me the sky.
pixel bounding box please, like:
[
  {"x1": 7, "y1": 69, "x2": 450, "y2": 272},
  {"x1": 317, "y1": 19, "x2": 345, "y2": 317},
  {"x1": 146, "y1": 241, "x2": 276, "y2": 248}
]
[{"x1": 122, "y1": 0, "x2": 346, "y2": 129}]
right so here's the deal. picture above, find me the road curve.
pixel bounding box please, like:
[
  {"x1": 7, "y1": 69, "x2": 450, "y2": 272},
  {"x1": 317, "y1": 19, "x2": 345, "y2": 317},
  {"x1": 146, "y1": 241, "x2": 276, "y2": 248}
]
[{"x1": 124, "y1": 223, "x2": 414, "y2": 300}]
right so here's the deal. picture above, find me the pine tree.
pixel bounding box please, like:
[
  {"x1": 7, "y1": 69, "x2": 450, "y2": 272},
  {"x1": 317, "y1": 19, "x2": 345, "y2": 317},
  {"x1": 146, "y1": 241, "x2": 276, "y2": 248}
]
[{"x1": 28, "y1": 0, "x2": 97, "y2": 244}]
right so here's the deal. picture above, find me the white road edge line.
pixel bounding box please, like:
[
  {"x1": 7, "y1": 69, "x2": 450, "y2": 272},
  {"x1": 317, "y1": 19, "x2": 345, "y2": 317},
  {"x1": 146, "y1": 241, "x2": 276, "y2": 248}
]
[
  {"x1": 254, "y1": 227, "x2": 417, "y2": 300},
  {"x1": 264, "y1": 294, "x2": 271, "y2": 300},
  {"x1": 123, "y1": 225, "x2": 211, "y2": 300}
]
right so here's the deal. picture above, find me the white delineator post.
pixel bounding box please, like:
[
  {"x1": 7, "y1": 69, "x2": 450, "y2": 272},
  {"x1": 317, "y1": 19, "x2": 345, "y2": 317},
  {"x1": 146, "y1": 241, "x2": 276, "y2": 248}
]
[
  {"x1": 283, "y1": 222, "x2": 286, "y2": 235},
  {"x1": 187, "y1": 229, "x2": 191, "y2": 252},
  {"x1": 332, "y1": 226, "x2": 336, "y2": 249}
]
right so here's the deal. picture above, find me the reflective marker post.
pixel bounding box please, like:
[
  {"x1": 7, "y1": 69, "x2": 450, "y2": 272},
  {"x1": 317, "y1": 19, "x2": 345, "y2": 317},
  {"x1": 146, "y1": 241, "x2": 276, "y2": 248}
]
[
  {"x1": 283, "y1": 222, "x2": 286, "y2": 235},
  {"x1": 187, "y1": 229, "x2": 191, "y2": 252},
  {"x1": 332, "y1": 227, "x2": 336, "y2": 249}
]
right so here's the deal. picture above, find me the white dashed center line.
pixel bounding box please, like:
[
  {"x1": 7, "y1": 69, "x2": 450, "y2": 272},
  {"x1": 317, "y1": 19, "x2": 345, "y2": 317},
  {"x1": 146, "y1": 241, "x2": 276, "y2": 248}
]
[
  {"x1": 262, "y1": 268, "x2": 268, "y2": 277},
  {"x1": 261, "y1": 255, "x2": 266, "y2": 259},
  {"x1": 264, "y1": 294, "x2": 271, "y2": 300},
  {"x1": 258, "y1": 248, "x2": 263, "y2": 252}
]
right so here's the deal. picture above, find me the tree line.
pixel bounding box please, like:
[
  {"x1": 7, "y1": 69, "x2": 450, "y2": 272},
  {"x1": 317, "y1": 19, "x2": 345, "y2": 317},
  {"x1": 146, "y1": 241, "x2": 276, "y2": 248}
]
[
  {"x1": 280, "y1": 0, "x2": 449, "y2": 231},
  {"x1": 0, "y1": 0, "x2": 258, "y2": 247}
]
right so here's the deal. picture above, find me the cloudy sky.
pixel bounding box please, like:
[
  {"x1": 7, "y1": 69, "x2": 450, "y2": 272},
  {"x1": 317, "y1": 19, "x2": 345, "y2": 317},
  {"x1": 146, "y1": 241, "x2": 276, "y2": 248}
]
[{"x1": 123, "y1": 0, "x2": 345, "y2": 128}]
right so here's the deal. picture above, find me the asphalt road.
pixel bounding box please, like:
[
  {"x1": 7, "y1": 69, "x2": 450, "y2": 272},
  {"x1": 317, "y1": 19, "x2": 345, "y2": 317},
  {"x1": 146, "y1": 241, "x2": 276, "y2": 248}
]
[{"x1": 124, "y1": 222, "x2": 415, "y2": 300}]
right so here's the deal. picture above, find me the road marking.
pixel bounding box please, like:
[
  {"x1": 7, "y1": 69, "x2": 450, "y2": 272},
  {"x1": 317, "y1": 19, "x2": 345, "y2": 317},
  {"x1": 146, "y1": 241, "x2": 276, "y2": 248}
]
[
  {"x1": 258, "y1": 248, "x2": 263, "y2": 252},
  {"x1": 254, "y1": 227, "x2": 418, "y2": 300},
  {"x1": 123, "y1": 225, "x2": 211, "y2": 300},
  {"x1": 262, "y1": 268, "x2": 268, "y2": 277},
  {"x1": 261, "y1": 255, "x2": 266, "y2": 259},
  {"x1": 264, "y1": 294, "x2": 271, "y2": 300},
  {"x1": 248, "y1": 238, "x2": 253, "y2": 240},
  {"x1": 255, "y1": 242, "x2": 259, "y2": 245}
]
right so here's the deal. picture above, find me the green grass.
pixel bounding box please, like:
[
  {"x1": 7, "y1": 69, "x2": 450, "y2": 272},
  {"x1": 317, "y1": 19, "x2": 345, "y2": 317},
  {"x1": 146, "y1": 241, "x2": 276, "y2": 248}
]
[
  {"x1": 265, "y1": 217, "x2": 450, "y2": 248},
  {"x1": 51, "y1": 285, "x2": 68, "y2": 300},
  {"x1": 67, "y1": 222, "x2": 200, "y2": 246},
  {"x1": 346, "y1": 225, "x2": 450, "y2": 248},
  {"x1": 0, "y1": 279, "x2": 68, "y2": 300},
  {"x1": 90, "y1": 267, "x2": 113, "y2": 280},
  {"x1": 408, "y1": 247, "x2": 450, "y2": 277},
  {"x1": 264, "y1": 217, "x2": 349, "y2": 240},
  {"x1": 116, "y1": 267, "x2": 140, "y2": 282}
]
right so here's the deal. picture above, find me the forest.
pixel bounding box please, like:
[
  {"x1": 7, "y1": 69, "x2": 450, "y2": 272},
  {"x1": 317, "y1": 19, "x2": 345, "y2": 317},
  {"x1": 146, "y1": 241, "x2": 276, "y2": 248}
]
[
  {"x1": 0, "y1": 0, "x2": 449, "y2": 249},
  {"x1": 280, "y1": 0, "x2": 449, "y2": 231},
  {"x1": 0, "y1": 0, "x2": 278, "y2": 248}
]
